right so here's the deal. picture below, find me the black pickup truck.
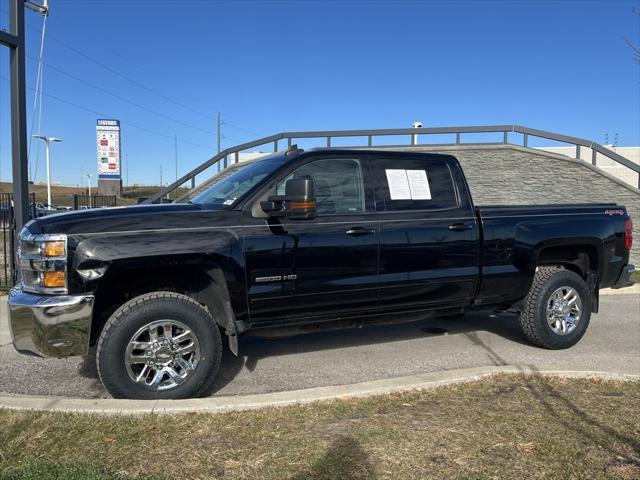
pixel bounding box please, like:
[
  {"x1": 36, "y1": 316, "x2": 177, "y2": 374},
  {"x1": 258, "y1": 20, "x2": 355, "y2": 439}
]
[{"x1": 9, "y1": 148, "x2": 636, "y2": 399}]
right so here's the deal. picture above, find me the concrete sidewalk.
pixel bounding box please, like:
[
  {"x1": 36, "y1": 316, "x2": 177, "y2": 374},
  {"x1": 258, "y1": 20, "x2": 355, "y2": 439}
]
[{"x1": 0, "y1": 366, "x2": 637, "y2": 415}]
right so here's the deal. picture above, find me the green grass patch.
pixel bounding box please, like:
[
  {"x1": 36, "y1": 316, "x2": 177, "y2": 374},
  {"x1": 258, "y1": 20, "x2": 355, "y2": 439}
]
[
  {"x1": 0, "y1": 461, "x2": 156, "y2": 480},
  {"x1": 1, "y1": 374, "x2": 639, "y2": 479}
]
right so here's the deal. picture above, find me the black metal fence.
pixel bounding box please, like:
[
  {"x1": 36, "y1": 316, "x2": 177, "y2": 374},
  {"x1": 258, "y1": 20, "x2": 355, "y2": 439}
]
[
  {"x1": 72, "y1": 194, "x2": 116, "y2": 210},
  {"x1": 1, "y1": 192, "x2": 35, "y2": 289},
  {"x1": 0, "y1": 206, "x2": 16, "y2": 289}
]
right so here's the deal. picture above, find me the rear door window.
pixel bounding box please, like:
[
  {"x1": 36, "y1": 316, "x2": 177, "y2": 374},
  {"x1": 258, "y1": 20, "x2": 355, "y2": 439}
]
[{"x1": 373, "y1": 157, "x2": 458, "y2": 211}]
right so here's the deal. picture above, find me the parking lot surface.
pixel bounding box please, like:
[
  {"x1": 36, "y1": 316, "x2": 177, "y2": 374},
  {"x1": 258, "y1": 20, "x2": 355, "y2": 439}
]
[{"x1": 1, "y1": 294, "x2": 638, "y2": 399}]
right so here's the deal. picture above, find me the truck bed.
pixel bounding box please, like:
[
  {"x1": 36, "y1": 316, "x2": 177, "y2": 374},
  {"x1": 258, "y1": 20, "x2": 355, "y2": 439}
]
[{"x1": 474, "y1": 202, "x2": 629, "y2": 307}]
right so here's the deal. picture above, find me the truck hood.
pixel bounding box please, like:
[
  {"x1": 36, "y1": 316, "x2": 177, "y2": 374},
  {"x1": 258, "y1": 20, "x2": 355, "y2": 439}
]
[{"x1": 25, "y1": 203, "x2": 241, "y2": 235}]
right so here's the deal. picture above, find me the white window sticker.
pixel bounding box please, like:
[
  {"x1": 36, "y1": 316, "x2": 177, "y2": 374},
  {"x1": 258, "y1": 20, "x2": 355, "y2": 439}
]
[
  {"x1": 385, "y1": 169, "x2": 412, "y2": 200},
  {"x1": 406, "y1": 170, "x2": 432, "y2": 200},
  {"x1": 385, "y1": 169, "x2": 432, "y2": 200}
]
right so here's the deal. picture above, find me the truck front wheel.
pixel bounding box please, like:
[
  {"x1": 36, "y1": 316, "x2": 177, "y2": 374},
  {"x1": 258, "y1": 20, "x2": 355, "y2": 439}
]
[
  {"x1": 519, "y1": 266, "x2": 591, "y2": 349},
  {"x1": 97, "y1": 291, "x2": 222, "y2": 399}
]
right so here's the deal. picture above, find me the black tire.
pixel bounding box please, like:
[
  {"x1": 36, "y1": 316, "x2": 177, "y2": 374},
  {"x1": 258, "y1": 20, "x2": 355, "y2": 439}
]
[
  {"x1": 97, "y1": 291, "x2": 222, "y2": 399},
  {"x1": 519, "y1": 266, "x2": 591, "y2": 349}
]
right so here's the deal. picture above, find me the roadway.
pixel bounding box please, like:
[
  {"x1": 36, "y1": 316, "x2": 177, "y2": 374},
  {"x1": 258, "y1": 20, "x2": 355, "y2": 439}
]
[{"x1": 0, "y1": 293, "x2": 638, "y2": 399}]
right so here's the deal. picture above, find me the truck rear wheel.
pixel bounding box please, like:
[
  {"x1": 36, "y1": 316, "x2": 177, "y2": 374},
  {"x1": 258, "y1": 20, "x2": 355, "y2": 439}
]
[
  {"x1": 518, "y1": 266, "x2": 591, "y2": 349},
  {"x1": 97, "y1": 291, "x2": 222, "y2": 399}
]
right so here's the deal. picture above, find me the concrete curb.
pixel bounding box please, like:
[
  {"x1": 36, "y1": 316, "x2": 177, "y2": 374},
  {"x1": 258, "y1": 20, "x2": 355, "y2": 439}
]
[{"x1": 1, "y1": 365, "x2": 638, "y2": 416}]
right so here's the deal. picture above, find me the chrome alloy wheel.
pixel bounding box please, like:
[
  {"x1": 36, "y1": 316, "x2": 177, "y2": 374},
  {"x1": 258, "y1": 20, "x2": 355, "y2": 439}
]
[
  {"x1": 546, "y1": 286, "x2": 582, "y2": 336},
  {"x1": 124, "y1": 320, "x2": 201, "y2": 391}
]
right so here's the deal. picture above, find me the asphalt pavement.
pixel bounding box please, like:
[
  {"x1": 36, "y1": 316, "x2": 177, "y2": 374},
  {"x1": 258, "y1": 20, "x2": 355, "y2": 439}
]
[{"x1": 1, "y1": 293, "x2": 638, "y2": 399}]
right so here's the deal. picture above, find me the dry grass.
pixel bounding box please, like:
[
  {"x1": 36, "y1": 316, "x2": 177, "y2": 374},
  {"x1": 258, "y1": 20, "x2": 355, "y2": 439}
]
[
  {"x1": 1, "y1": 374, "x2": 639, "y2": 480},
  {"x1": 0, "y1": 182, "x2": 190, "y2": 207}
]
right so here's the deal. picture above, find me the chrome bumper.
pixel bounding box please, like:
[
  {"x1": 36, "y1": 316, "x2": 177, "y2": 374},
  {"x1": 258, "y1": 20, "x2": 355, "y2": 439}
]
[
  {"x1": 8, "y1": 287, "x2": 94, "y2": 357},
  {"x1": 612, "y1": 264, "x2": 637, "y2": 289}
]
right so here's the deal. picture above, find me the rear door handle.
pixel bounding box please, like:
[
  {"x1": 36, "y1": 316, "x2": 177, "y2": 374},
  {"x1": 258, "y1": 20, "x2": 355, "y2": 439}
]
[
  {"x1": 345, "y1": 227, "x2": 376, "y2": 236},
  {"x1": 448, "y1": 222, "x2": 473, "y2": 231}
]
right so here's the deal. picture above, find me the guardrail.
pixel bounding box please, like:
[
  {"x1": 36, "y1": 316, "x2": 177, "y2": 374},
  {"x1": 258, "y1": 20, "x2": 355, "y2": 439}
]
[{"x1": 146, "y1": 124, "x2": 640, "y2": 203}]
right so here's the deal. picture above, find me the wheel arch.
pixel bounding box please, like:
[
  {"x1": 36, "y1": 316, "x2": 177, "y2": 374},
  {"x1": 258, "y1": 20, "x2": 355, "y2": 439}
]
[
  {"x1": 536, "y1": 243, "x2": 599, "y2": 278},
  {"x1": 89, "y1": 257, "x2": 242, "y2": 353},
  {"x1": 535, "y1": 243, "x2": 600, "y2": 312}
]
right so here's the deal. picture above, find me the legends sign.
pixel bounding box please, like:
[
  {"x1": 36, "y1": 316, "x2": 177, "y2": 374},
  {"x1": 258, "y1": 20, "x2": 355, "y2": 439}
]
[{"x1": 96, "y1": 119, "x2": 121, "y2": 179}]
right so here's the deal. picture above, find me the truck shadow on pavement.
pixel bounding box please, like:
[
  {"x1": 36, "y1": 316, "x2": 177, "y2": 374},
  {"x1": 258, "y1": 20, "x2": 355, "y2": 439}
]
[
  {"x1": 77, "y1": 311, "x2": 553, "y2": 398},
  {"x1": 207, "y1": 310, "x2": 529, "y2": 394}
]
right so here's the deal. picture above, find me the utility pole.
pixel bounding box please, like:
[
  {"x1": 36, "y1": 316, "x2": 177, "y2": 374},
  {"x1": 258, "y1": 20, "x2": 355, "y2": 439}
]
[
  {"x1": 174, "y1": 134, "x2": 178, "y2": 181},
  {"x1": 160, "y1": 164, "x2": 163, "y2": 187},
  {"x1": 217, "y1": 112, "x2": 222, "y2": 153},
  {"x1": 125, "y1": 153, "x2": 129, "y2": 187}
]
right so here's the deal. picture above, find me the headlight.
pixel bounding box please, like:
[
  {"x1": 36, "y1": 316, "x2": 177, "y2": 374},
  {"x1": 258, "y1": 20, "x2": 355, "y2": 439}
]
[
  {"x1": 43, "y1": 241, "x2": 66, "y2": 257},
  {"x1": 18, "y1": 229, "x2": 68, "y2": 294}
]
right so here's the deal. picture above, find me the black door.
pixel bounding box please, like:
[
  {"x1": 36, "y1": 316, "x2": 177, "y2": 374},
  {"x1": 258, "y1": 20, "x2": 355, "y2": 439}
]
[
  {"x1": 370, "y1": 154, "x2": 480, "y2": 312},
  {"x1": 243, "y1": 156, "x2": 379, "y2": 326}
]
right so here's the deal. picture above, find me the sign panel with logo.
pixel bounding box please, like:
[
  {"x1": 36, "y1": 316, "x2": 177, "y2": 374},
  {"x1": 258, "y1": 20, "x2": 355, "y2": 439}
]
[{"x1": 96, "y1": 119, "x2": 121, "y2": 179}]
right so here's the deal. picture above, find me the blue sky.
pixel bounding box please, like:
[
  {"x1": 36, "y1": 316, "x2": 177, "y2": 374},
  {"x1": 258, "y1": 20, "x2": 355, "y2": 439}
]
[{"x1": 1, "y1": 0, "x2": 639, "y2": 186}]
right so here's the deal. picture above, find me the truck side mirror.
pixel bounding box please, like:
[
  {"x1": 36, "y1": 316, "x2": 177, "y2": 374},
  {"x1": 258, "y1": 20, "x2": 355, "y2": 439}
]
[{"x1": 260, "y1": 176, "x2": 316, "y2": 220}]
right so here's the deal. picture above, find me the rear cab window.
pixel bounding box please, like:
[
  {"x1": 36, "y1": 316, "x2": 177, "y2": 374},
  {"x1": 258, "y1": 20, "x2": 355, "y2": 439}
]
[{"x1": 371, "y1": 156, "x2": 459, "y2": 212}]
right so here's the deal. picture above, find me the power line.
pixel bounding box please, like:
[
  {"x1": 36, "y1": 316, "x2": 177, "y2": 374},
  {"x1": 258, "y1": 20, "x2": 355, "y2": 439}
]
[
  {"x1": 1, "y1": 7, "x2": 264, "y2": 152},
  {"x1": 25, "y1": 55, "x2": 214, "y2": 136},
  {"x1": 27, "y1": 13, "x2": 47, "y2": 183},
  {"x1": 223, "y1": 120, "x2": 263, "y2": 137},
  {"x1": 0, "y1": 75, "x2": 214, "y2": 151},
  {"x1": 1, "y1": 7, "x2": 266, "y2": 139},
  {"x1": 6, "y1": 10, "x2": 219, "y2": 122}
]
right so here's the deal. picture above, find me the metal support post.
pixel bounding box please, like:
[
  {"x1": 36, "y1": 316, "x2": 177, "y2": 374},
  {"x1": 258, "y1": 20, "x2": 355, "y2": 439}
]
[{"x1": 9, "y1": 0, "x2": 30, "y2": 231}]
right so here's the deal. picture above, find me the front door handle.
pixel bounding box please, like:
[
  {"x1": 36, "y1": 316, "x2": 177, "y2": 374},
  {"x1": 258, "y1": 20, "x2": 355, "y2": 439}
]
[
  {"x1": 345, "y1": 227, "x2": 376, "y2": 236},
  {"x1": 448, "y1": 222, "x2": 473, "y2": 232}
]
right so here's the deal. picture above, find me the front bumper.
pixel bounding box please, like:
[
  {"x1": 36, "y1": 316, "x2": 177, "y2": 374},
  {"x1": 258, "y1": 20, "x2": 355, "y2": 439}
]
[
  {"x1": 8, "y1": 287, "x2": 94, "y2": 357},
  {"x1": 612, "y1": 264, "x2": 637, "y2": 289}
]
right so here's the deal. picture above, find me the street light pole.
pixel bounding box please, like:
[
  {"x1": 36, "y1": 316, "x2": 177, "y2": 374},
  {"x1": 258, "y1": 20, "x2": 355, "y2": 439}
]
[
  {"x1": 84, "y1": 174, "x2": 93, "y2": 196},
  {"x1": 44, "y1": 140, "x2": 50, "y2": 206},
  {"x1": 33, "y1": 134, "x2": 62, "y2": 209}
]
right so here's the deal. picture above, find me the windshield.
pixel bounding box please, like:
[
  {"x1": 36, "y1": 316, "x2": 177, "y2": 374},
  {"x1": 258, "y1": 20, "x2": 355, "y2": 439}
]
[{"x1": 190, "y1": 155, "x2": 288, "y2": 207}]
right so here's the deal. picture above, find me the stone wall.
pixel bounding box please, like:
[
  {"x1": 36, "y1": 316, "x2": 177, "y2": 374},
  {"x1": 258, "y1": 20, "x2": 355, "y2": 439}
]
[{"x1": 378, "y1": 144, "x2": 640, "y2": 264}]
